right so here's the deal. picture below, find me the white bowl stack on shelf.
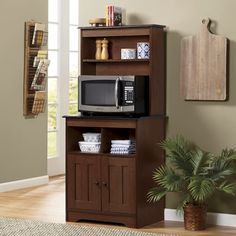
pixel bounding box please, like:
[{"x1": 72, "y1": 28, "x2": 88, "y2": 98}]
[
  {"x1": 78, "y1": 133, "x2": 101, "y2": 153},
  {"x1": 110, "y1": 140, "x2": 136, "y2": 155}
]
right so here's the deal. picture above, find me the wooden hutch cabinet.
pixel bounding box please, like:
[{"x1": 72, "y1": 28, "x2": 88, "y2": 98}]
[{"x1": 65, "y1": 25, "x2": 166, "y2": 228}]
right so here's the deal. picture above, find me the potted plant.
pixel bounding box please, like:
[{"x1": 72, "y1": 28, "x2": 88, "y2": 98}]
[{"x1": 147, "y1": 136, "x2": 236, "y2": 231}]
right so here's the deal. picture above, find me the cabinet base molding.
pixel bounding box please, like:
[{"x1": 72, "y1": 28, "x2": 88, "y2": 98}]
[{"x1": 67, "y1": 211, "x2": 136, "y2": 228}]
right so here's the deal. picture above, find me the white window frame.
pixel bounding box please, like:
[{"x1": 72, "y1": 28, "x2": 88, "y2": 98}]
[{"x1": 48, "y1": 0, "x2": 79, "y2": 176}]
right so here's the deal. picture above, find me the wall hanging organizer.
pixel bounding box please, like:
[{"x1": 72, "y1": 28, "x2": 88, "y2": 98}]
[
  {"x1": 180, "y1": 18, "x2": 229, "y2": 101},
  {"x1": 23, "y1": 21, "x2": 49, "y2": 117}
]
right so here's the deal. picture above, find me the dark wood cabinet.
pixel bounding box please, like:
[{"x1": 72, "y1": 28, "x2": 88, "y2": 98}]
[
  {"x1": 65, "y1": 25, "x2": 166, "y2": 228},
  {"x1": 101, "y1": 157, "x2": 136, "y2": 214},
  {"x1": 65, "y1": 116, "x2": 166, "y2": 228},
  {"x1": 67, "y1": 155, "x2": 101, "y2": 211},
  {"x1": 67, "y1": 154, "x2": 135, "y2": 214}
]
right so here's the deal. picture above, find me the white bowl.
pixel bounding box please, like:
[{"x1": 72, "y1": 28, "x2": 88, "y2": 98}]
[
  {"x1": 78, "y1": 141, "x2": 101, "y2": 153},
  {"x1": 82, "y1": 133, "x2": 101, "y2": 142}
]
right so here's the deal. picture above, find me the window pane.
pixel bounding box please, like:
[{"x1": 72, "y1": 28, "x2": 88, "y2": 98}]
[
  {"x1": 70, "y1": 0, "x2": 79, "y2": 25},
  {"x1": 48, "y1": 132, "x2": 57, "y2": 158},
  {"x1": 48, "y1": 78, "x2": 57, "y2": 103},
  {"x1": 70, "y1": 25, "x2": 79, "y2": 51},
  {"x1": 48, "y1": 0, "x2": 58, "y2": 22},
  {"x1": 69, "y1": 52, "x2": 78, "y2": 77},
  {"x1": 69, "y1": 78, "x2": 78, "y2": 102},
  {"x1": 48, "y1": 104, "x2": 57, "y2": 131},
  {"x1": 48, "y1": 23, "x2": 58, "y2": 50},
  {"x1": 48, "y1": 51, "x2": 58, "y2": 76},
  {"x1": 69, "y1": 103, "x2": 78, "y2": 115}
]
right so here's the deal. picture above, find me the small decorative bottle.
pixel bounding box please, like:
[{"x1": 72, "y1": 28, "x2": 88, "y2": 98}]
[
  {"x1": 95, "y1": 39, "x2": 102, "y2": 60},
  {"x1": 101, "y1": 38, "x2": 109, "y2": 60}
]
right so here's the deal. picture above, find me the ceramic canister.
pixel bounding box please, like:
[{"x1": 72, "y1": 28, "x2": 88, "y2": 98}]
[
  {"x1": 121, "y1": 48, "x2": 136, "y2": 59},
  {"x1": 137, "y1": 42, "x2": 150, "y2": 59}
]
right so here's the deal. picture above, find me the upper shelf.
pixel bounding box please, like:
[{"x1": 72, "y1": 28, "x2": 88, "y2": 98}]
[
  {"x1": 82, "y1": 59, "x2": 149, "y2": 63},
  {"x1": 79, "y1": 24, "x2": 166, "y2": 30},
  {"x1": 80, "y1": 24, "x2": 166, "y2": 38}
]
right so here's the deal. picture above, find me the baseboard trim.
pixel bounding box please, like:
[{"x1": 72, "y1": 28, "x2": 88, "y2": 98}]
[
  {"x1": 165, "y1": 208, "x2": 236, "y2": 227},
  {"x1": 0, "y1": 175, "x2": 49, "y2": 192}
]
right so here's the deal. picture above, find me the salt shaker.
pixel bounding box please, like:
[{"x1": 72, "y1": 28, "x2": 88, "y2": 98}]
[{"x1": 95, "y1": 39, "x2": 102, "y2": 60}]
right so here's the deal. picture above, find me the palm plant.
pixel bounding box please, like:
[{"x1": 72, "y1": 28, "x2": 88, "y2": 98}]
[{"x1": 147, "y1": 136, "x2": 236, "y2": 213}]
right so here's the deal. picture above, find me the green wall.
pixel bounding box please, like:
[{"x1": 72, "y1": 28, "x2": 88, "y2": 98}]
[
  {"x1": 0, "y1": 0, "x2": 48, "y2": 183},
  {"x1": 79, "y1": 0, "x2": 236, "y2": 214}
]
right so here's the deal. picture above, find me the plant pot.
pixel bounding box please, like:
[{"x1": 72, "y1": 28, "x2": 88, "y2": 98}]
[{"x1": 183, "y1": 204, "x2": 207, "y2": 231}]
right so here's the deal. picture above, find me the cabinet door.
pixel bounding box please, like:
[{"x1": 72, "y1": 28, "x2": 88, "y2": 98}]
[
  {"x1": 67, "y1": 155, "x2": 101, "y2": 211},
  {"x1": 101, "y1": 157, "x2": 136, "y2": 214}
]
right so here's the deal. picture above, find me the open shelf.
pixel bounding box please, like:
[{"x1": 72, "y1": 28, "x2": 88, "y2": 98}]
[
  {"x1": 83, "y1": 59, "x2": 149, "y2": 63},
  {"x1": 66, "y1": 124, "x2": 136, "y2": 156}
]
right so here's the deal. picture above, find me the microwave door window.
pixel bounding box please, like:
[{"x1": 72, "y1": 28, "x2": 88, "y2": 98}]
[{"x1": 82, "y1": 81, "x2": 116, "y2": 106}]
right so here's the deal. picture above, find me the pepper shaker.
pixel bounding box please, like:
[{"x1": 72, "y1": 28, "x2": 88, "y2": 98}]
[{"x1": 101, "y1": 38, "x2": 109, "y2": 60}]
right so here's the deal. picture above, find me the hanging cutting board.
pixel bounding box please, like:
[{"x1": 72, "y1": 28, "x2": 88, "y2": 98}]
[{"x1": 180, "y1": 18, "x2": 228, "y2": 100}]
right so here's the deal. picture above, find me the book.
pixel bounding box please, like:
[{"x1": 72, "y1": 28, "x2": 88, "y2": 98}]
[
  {"x1": 33, "y1": 50, "x2": 48, "y2": 67},
  {"x1": 113, "y1": 6, "x2": 122, "y2": 26},
  {"x1": 109, "y1": 6, "x2": 112, "y2": 26},
  {"x1": 31, "y1": 59, "x2": 50, "y2": 90},
  {"x1": 32, "y1": 91, "x2": 46, "y2": 114},
  {"x1": 32, "y1": 23, "x2": 45, "y2": 46},
  {"x1": 106, "y1": 6, "x2": 109, "y2": 26},
  {"x1": 111, "y1": 6, "x2": 114, "y2": 26}
]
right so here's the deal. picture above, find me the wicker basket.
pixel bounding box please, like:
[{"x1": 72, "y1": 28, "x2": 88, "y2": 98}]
[{"x1": 184, "y1": 204, "x2": 207, "y2": 231}]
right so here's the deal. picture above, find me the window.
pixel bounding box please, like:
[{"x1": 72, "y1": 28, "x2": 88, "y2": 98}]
[
  {"x1": 48, "y1": 0, "x2": 79, "y2": 171},
  {"x1": 69, "y1": 0, "x2": 79, "y2": 114}
]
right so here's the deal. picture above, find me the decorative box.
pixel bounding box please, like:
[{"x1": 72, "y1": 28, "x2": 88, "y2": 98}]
[
  {"x1": 137, "y1": 42, "x2": 150, "y2": 59},
  {"x1": 121, "y1": 48, "x2": 136, "y2": 60}
]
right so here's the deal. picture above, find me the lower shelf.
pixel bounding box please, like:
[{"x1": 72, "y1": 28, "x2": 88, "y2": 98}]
[{"x1": 68, "y1": 151, "x2": 136, "y2": 158}]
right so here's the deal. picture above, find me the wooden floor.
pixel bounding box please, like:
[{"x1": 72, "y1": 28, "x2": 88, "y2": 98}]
[{"x1": 0, "y1": 175, "x2": 236, "y2": 236}]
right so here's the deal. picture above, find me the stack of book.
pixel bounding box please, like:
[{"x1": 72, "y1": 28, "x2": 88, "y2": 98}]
[
  {"x1": 110, "y1": 140, "x2": 136, "y2": 155},
  {"x1": 106, "y1": 6, "x2": 122, "y2": 26}
]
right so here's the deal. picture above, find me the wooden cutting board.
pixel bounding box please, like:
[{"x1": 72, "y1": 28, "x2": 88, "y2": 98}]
[{"x1": 180, "y1": 18, "x2": 228, "y2": 100}]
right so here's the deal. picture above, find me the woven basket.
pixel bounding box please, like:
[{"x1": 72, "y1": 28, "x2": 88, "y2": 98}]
[{"x1": 184, "y1": 204, "x2": 207, "y2": 231}]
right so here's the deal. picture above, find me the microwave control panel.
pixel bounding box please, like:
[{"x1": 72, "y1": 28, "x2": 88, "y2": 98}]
[{"x1": 123, "y1": 81, "x2": 134, "y2": 105}]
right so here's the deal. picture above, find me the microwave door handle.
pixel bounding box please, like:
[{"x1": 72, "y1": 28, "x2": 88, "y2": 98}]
[{"x1": 115, "y1": 77, "x2": 120, "y2": 109}]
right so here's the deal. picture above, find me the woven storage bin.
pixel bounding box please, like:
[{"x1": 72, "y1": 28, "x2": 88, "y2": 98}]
[{"x1": 184, "y1": 204, "x2": 207, "y2": 231}]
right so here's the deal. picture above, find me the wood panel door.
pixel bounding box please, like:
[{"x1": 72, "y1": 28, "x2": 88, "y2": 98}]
[
  {"x1": 67, "y1": 155, "x2": 101, "y2": 211},
  {"x1": 101, "y1": 157, "x2": 136, "y2": 214}
]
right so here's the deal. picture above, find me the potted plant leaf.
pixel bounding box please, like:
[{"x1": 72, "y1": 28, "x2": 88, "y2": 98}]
[{"x1": 147, "y1": 136, "x2": 236, "y2": 231}]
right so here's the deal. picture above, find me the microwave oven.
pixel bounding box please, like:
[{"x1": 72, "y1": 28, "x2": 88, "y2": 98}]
[{"x1": 78, "y1": 75, "x2": 148, "y2": 116}]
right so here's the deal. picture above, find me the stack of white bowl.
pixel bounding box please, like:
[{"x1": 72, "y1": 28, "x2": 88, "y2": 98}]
[{"x1": 78, "y1": 133, "x2": 101, "y2": 153}]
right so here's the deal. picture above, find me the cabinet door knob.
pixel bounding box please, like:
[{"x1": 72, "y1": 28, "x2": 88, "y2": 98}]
[
  {"x1": 94, "y1": 181, "x2": 100, "y2": 187},
  {"x1": 102, "y1": 182, "x2": 108, "y2": 187}
]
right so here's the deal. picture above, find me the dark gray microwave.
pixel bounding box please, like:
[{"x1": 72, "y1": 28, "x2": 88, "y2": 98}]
[{"x1": 78, "y1": 75, "x2": 148, "y2": 116}]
